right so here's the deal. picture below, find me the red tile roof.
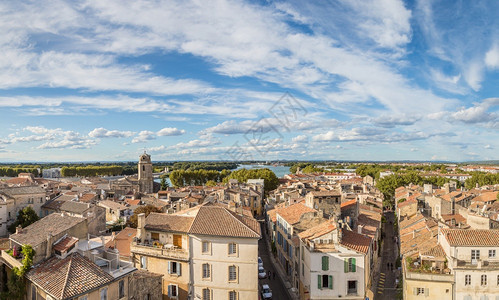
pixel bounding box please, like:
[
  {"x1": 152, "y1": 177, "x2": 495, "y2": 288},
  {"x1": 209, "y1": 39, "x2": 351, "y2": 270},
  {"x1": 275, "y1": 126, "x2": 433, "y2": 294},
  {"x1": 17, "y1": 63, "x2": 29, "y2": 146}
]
[
  {"x1": 53, "y1": 236, "x2": 79, "y2": 253},
  {"x1": 105, "y1": 227, "x2": 137, "y2": 257},
  {"x1": 340, "y1": 199, "x2": 357, "y2": 209},
  {"x1": 277, "y1": 202, "x2": 316, "y2": 225},
  {"x1": 27, "y1": 253, "x2": 114, "y2": 300},
  {"x1": 441, "y1": 229, "x2": 499, "y2": 246},
  {"x1": 298, "y1": 220, "x2": 337, "y2": 241},
  {"x1": 340, "y1": 229, "x2": 371, "y2": 254}
]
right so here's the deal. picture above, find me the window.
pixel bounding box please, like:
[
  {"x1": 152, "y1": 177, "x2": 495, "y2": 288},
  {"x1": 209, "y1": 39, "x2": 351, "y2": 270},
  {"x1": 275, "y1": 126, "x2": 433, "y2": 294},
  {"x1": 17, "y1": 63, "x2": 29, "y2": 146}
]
[
  {"x1": 489, "y1": 250, "x2": 496, "y2": 258},
  {"x1": 344, "y1": 258, "x2": 356, "y2": 272},
  {"x1": 472, "y1": 250, "x2": 480, "y2": 263},
  {"x1": 202, "y1": 263, "x2": 211, "y2": 279},
  {"x1": 302, "y1": 263, "x2": 304, "y2": 276},
  {"x1": 482, "y1": 275, "x2": 487, "y2": 286},
  {"x1": 100, "y1": 287, "x2": 107, "y2": 300},
  {"x1": 465, "y1": 274, "x2": 471, "y2": 285},
  {"x1": 497, "y1": 275, "x2": 499, "y2": 286},
  {"x1": 322, "y1": 256, "x2": 329, "y2": 271},
  {"x1": 202, "y1": 241, "x2": 211, "y2": 254},
  {"x1": 347, "y1": 280, "x2": 357, "y2": 295},
  {"x1": 32, "y1": 286, "x2": 36, "y2": 300},
  {"x1": 168, "y1": 261, "x2": 181, "y2": 276},
  {"x1": 228, "y1": 291, "x2": 237, "y2": 300},
  {"x1": 317, "y1": 275, "x2": 332, "y2": 289},
  {"x1": 167, "y1": 285, "x2": 178, "y2": 298},
  {"x1": 119, "y1": 280, "x2": 125, "y2": 298},
  {"x1": 228, "y1": 265, "x2": 237, "y2": 281},
  {"x1": 416, "y1": 287, "x2": 425, "y2": 295},
  {"x1": 140, "y1": 256, "x2": 147, "y2": 269},
  {"x1": 228, "y1": 243, "x2": 237, "y2": 255},
  {"x1": 202, "y1": 288, "x2": 211, "y2": 300}
]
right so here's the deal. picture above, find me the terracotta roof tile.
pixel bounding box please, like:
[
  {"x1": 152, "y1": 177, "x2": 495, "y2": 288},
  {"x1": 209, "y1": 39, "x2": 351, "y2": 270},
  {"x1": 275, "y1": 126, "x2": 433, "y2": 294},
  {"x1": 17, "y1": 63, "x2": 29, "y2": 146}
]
[
  {"x1": 277, "y1": 202, "x2": 316, "y2": 225},
  {"x1": 145, "y1": 213, "x2": 194, "y2": 233},
  {"x1": 441, "y1": 229, "x2": 499, "y2": 246},
  {"x1": 189, "y1": 205, "x2": 261, "y2": 238},
  {"x1": 26, "y1": 253, "x2": 114, "y2": 300},
  {"x1": 472, "y1": 191, "x2": 498, "y2": 203},
  {"x1": 53, "y1": 236, "x2": 79, "y2": 253},
  {"x1": 341, "y1": 229, "x2": 371, "y2": 254},
  {"x1": 298, "y1": 220, "x2": 336, "y2": 241},
  {"x1": 340, "y1": 199, "x2": 357, "y2": 209},
  {"x1": 105, "y1": 227, "x2": 137, "y2": 257}
]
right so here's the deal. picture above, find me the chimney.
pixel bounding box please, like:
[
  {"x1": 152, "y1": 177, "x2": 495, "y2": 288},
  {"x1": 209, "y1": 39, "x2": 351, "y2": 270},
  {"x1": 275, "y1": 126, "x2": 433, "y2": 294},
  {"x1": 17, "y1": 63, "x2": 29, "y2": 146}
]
[
  {"x1": 137, "y1": 213, "x2": 146, "y2": 240},
  {"x1": 46, "y1": 233, "x2": 53, "y2": 259},
  {"x1": 412, "y1": 230, "x2": 416, "y2": 238},
  {"x1": 357, "y1": 225, "x2": 363, "y2": 235},
  {"x1": 15, "y1": 226, "x2": 22, "y2": 234}
]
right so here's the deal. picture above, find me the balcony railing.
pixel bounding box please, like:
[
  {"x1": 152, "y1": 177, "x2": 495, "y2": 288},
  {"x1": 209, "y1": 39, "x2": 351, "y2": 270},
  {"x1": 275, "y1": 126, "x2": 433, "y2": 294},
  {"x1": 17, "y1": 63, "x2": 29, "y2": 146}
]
[
  {"x1": 131, "y1": 241, "x2": 189, "y2": 261},
  {"x1": 1, "y1": 250, "x2": 23, "y2": 269}
]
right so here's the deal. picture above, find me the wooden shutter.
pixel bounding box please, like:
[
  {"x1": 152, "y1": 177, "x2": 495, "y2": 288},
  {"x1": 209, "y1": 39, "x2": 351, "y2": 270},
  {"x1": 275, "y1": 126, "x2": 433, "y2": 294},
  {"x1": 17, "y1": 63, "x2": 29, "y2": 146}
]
[
  {"x1": 318, "y1": 275, "x2": 322, "y2": 289},
  {"x1": 322, "y1": 256, "x2": 329, "y2": 271},
  {"x1": 424, "y1": 288, "x2": 429, "y2": 296},
  {"x1": 352, "y1": 258, "x2": 356, "y2": 272},
  {"x1": 167, "y1": 285, "x2": 171, "y2": 298},
  {"x1": 173, "y1": 234, "x2": 182, "y2": 249},
  {"x1": 328, "y1": 275, "x2": 333, "y2": 289},
  {"x1": 413, "y1": 287, "x2": 417, "y2": 295},
  {"x1": 177, "y1": 263, "x2": 181, "y2": 276},
  {"x1": 167, "y1": 261, "x2": 171, "y2": 274},
  {"x1": 344, "y1": 259, "x2": 348, "y2": 273}
]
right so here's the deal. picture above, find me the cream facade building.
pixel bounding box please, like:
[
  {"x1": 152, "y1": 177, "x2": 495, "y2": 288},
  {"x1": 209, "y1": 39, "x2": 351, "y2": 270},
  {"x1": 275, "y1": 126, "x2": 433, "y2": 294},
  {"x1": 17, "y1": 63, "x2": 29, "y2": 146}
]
[{"x1": 131, "y1": 203, "x2": 261, "y2": 300}]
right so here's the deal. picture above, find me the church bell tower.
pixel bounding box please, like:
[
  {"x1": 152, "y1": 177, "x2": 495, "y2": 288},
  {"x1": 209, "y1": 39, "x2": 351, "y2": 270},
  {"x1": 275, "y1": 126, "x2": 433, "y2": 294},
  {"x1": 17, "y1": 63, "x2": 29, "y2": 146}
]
[{"x1": 138, "y1": 151, "x2": 153, "y2": 194}]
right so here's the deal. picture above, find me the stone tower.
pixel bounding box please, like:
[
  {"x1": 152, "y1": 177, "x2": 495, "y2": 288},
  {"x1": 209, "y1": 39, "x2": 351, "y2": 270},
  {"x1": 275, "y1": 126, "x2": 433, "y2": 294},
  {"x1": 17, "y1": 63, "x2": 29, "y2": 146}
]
[{"x1": 138, "y1": 151, "x2": 153, "y2": 194}]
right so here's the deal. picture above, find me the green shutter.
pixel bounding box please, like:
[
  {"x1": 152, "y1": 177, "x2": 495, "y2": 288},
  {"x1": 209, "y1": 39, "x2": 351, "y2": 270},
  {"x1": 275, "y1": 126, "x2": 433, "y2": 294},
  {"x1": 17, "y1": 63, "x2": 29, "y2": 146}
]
[
  {"x1": 344, "y1": 259, "x2": 348, "y2": 273},
  {"x1": 322, "y1": 256, "x2": 329, "y2": 271},
  {"x1": 318, "y1": 275, "x2": 322, "y2": 289},
  {"x1": 352, "y1": 258, "x2": 356, "y2": 272},
  {"x1": 328, "y1": 275, "x2": 333, "y2": 289}
]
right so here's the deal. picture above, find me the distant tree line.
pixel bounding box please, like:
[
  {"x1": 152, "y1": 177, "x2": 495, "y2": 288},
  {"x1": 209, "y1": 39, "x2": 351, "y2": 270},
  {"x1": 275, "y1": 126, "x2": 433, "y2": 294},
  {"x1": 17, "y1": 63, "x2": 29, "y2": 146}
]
[
  {"x1": 169, "y1": 169, "x2": 231, "y2": 187},
  {"x1": 376, "y1": 172, "x2": 461, "y2": 204},
  {"x1": 464, "y1": 173, "x2": 499, "y2": 190},
  {"x1": 0, "y1": 167, "x2": 39, "y2": 177},
  {"x1": 223, "y1": 168, "x2": 279, "y2": 194},
  {"x1": 171, "y1": 162, "x2": 238, "y2": 171},
  {"x1": 60, "y1": 165, "x2": 123, "y2": 177}
]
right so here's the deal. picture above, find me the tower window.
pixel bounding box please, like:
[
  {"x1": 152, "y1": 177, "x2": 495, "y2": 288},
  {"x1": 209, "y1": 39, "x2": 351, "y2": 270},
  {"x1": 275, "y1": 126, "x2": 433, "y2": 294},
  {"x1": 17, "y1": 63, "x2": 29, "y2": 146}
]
[{"x1": 142, "y1": 165, "x2": 145, "y2": 171}]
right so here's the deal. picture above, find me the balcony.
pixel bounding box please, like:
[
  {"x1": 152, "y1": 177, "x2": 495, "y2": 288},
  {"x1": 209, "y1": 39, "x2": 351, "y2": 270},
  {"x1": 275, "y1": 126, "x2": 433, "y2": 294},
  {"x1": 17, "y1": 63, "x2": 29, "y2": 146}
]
[
  {"x1": 1, "y1": 250, "x2": 23, "y2": 269},
  {"x1": 454, "y1": 259, "x2": 499, "y2": 270},
  {"x1": 131, "y1": 240, "x2": 189, "y2": 261}
]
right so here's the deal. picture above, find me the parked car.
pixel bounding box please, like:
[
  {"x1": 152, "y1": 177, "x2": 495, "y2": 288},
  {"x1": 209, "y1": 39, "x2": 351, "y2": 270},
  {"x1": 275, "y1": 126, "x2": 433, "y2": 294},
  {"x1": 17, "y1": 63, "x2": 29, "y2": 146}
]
[
  {"x1": 258, "y1": 266, "x2": 267, "y2": 279},
  {"x1": 258, "y1": 257, "x2": 264, "y2": 268},
  {"x1": 261, "y1": 284, "x2": 272, "y2": 300}
]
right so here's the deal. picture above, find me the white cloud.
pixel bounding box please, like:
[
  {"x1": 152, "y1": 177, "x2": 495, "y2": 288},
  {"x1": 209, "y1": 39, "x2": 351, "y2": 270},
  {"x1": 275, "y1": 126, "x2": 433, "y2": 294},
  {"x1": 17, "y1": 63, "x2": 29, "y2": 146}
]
[
  {"x1": 132, "y1": 131, "x2": 156, "y2": 143},
  {"x1": 485, "y1": 43, "x2": 499, "y2": 69},
  {"x1": 292, "y1": 135, "x2": 308, "y2": 143},
  {"x1": 157, "y1": 127, "x2": 185, "y2": 136},
  {"x1": 172, "y1": 138, "x2": 221, "y2": 149},
  {"x1": 89, "y1": 127, "x2": 134, "y2": 138},
  {"x1": 450, "y1": 98, "x2": 499, "y2": 124}
]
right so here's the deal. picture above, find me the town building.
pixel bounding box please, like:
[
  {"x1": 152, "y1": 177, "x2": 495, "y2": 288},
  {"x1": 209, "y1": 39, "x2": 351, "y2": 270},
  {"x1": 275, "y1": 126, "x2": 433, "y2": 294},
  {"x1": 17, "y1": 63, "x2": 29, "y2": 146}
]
[{"x1": 131, "y1": 203, "x2": 261, "y2": 300}]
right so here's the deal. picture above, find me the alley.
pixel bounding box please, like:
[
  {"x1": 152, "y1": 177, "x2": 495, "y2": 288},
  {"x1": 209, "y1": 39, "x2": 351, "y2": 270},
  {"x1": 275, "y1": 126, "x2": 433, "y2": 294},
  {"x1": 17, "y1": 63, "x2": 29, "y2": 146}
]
[
  {"x1": 258, "y1": 221, "x2": 292, "y2": 300},
  {"x1": 374, "y1": 211, "x2": 399, "y2": 300}
]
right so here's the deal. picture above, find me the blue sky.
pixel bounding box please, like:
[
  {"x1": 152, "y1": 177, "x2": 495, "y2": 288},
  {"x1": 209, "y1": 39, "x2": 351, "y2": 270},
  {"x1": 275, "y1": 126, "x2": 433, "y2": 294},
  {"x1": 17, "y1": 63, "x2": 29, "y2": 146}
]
[{"x1": 0, "y1": 0, "x2": 497, "y2": 162}]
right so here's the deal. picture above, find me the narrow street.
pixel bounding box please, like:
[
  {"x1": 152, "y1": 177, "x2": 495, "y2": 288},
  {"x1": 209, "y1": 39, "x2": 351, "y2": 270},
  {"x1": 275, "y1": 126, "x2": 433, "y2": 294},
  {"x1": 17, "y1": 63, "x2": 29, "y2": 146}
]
[
  {"x1": 258, "y1": 221, "x2": 291, "y2": 300},
  {"x1": 374, "y1": 211, "x2": 399, "y2": 300}
]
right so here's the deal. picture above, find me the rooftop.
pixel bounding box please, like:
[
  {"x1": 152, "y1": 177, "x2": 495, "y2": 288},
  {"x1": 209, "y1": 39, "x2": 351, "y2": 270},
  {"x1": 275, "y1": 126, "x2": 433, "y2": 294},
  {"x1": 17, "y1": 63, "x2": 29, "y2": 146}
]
[
  {"x1": 441, "y1": 228, "x2": 499, "y2": 246},
  {"x1": 277, "y1": 202, "x2": 316, "y2": 225},
  {"x1": 10, "y1": 213, "x2": 86, "y2": 247},
  {"x1": 340, "y1": 229, "x2": 371, "y2": 254},
  {"x1": 26, "y1": 252, "x2": 114, "y2": 300}
]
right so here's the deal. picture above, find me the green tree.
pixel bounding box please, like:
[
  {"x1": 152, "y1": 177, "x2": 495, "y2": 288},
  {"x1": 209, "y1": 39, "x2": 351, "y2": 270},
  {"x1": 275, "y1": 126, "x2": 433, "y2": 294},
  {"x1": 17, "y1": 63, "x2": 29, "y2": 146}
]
[
  {"x1": 8, "y1": 207, "x2": 39, "y2": 234},
  {"x1": 223, "y1": 168, "x2": 279, "y2": 194},
  {"x1": 2, "y1": 245, "x2": 35, "y2": 300},
  {"x1": 127, "y1": 205, "x2": 162, "y2": 228},
  {"x1": 160, "y1": 177, "x2": 169, "y2": 190},
  {"x1": 205, "y1": 180, "x2": 217, "y2": 187}
]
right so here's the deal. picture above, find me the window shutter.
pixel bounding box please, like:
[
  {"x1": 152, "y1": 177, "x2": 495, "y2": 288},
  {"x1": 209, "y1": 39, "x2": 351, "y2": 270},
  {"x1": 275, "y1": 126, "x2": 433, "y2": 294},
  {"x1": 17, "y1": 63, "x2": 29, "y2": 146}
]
[
  {"x1": 352, "y1": 258, "x2": 356, "y2": 272},
  {"x1": 344, "y1": 259, "x2": 348, "y2": 273},
  {"x1": 322, "y1": 256, "x2": 329, "y2": 271},
  {"x1": 318, "y1": 275, "x2": 322, "y2": 289},
  {"x1": 177, "y1": 263, "x2": 181, "y2": 276},
  {"x1": 167, "y1": 285, "x2": 171, "y2": 298},
  {"x1": 328, "y1": 275, "x2": 333, "y2": 289},
  {"x1": 168, "y1": 262, "x2": 171, "y2": 274},
  {"x1": 424, "y1": 288, "x2": 429, "y2": 296},
  {"x1": 413, "y1": 288, "x2": 417, "y2": 295}
]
